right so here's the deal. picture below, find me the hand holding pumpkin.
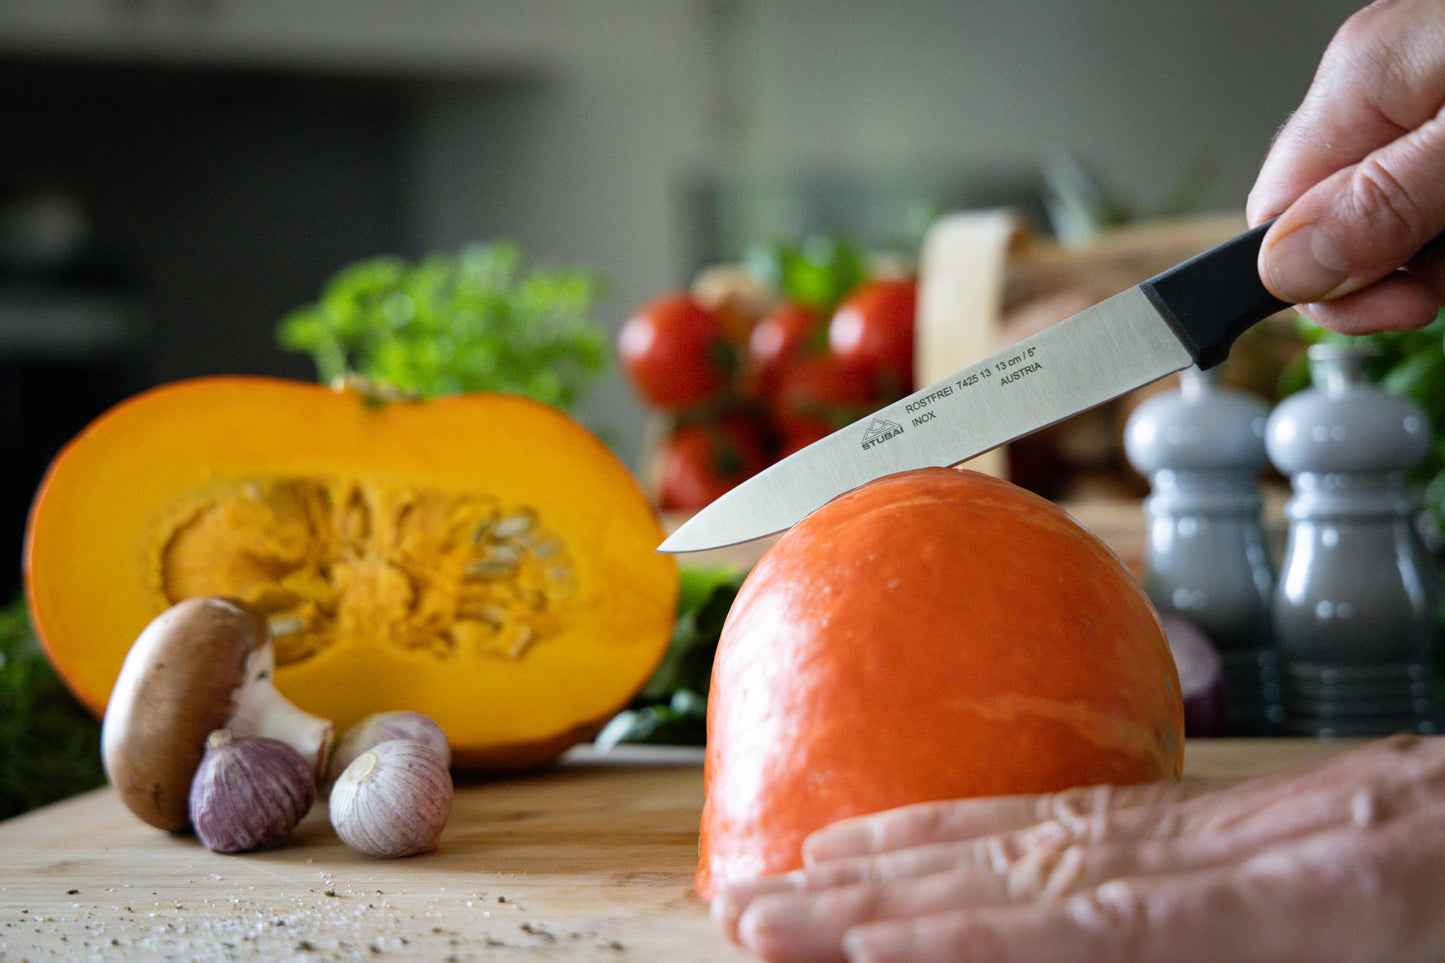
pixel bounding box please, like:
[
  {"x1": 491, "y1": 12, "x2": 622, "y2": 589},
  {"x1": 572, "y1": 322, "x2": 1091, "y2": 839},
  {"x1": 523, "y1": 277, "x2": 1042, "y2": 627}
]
[{"x1": 714, "y1": 734, "x2": 1445, "y2": 963}]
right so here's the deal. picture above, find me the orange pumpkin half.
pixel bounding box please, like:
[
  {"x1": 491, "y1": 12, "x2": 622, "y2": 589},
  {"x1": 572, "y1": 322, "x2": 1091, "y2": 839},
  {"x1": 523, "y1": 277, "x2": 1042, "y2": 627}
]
[
  {"x1": 25, "y1": 376, "x2": 677, "y2": 770},
  {"x1": 697, "y1": 467, "x2": 1182, "y2": 896}
]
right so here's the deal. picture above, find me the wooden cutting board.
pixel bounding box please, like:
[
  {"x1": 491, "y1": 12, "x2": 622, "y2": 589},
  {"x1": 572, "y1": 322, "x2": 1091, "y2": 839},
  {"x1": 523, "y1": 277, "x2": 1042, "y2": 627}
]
[{"x1": 0, "y1": 740, "x2": 1355, "y2": 961}]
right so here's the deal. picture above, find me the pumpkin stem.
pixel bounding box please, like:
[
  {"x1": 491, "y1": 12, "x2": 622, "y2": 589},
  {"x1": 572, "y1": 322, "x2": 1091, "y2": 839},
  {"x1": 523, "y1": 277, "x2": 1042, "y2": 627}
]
[{"x1": 330, "y1": 374, "x2": 419, "y2": 406}]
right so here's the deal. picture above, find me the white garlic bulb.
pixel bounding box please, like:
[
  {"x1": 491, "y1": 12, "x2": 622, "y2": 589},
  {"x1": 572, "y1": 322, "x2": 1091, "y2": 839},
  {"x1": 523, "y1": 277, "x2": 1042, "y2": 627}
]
[
  {"x1": 328, "y1": 739, "x2": 452, "y2": 857},
  {"x1": 326, "y1": 710, "x2": 451, "y2": 787},
  {"x1": 188, "y1": 729, "x2": 317, "y2": 853}
]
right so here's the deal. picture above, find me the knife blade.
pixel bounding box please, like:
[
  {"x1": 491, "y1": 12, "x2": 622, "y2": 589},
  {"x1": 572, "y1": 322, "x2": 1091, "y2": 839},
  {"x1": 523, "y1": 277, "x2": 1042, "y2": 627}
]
[{"x1": 658, "y1": 220, "x2": 1290, "y2": 554}]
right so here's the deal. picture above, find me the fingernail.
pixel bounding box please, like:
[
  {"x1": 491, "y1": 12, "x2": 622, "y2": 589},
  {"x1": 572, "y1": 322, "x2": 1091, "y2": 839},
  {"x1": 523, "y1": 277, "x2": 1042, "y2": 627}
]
[
  {"x1": 712, "y1": 875, "x2": 795, "y2": 940},
  {"x1": 740, "y1": 889, "x2": 863, "y2": 963},
  {"x1": 1263, "y1": 223, "x2": 1352, "y2": 303},
  {"x1": 736, "y1": 897, "x2": 814, "y2": 960}
]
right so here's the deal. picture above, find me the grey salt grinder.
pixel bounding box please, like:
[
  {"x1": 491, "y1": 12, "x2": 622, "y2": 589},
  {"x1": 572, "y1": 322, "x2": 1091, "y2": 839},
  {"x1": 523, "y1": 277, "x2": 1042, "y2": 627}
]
[
  {"x1": 1125, "y1": 365, "x2": 1282, "y2": 734},
  {"x1": 1266, "y1": 342, "x2": 1440, "y2": 736}
]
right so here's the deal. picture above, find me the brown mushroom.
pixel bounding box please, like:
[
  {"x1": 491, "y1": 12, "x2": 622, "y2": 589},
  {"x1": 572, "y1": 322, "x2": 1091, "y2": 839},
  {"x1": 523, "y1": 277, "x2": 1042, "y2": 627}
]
[{"x1": 100, "y1": 596, "x2": 334, "y2": 831}]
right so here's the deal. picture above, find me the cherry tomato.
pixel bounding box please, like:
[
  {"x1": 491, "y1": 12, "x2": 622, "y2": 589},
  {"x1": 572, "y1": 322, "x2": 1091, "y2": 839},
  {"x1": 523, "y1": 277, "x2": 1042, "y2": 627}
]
[
  {"x1": 654, "y1": 413, "x2": 771, "y2": 511},
  {"x1": 619, "y1": 294, "x2": 735, "y2": 410},
  {"x1": 770, "y1": 355, "x2": 878, "y2": 456},
  {"x1": 827, "y1": 277, "x2": 917, "y2": 397},
  {"x1": 745, "y1": 301, "x2": 824, "y2": 401}
]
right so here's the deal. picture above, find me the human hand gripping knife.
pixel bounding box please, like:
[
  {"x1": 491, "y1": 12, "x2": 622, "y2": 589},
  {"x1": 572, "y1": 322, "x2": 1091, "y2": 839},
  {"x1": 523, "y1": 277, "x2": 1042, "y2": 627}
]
[{"x1": 659, "y1": 220, "x2": 1293, "y2": 554}]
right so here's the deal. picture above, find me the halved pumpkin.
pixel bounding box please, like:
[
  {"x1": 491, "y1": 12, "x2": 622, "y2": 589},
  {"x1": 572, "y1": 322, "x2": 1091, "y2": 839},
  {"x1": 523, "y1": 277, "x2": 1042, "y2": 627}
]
[{"x1": 25, "y1": 376, "x2": 677, "y2": 769}]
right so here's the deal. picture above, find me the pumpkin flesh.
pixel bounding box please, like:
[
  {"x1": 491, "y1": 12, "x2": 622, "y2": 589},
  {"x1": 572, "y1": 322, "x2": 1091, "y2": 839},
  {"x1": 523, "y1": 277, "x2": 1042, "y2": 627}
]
[
  {"x1": 25, "y1": 376, "x2": 677, "y2": 769},
  {"x1": 697, "y1": 467, "x2": 1183, "y2": 896}
]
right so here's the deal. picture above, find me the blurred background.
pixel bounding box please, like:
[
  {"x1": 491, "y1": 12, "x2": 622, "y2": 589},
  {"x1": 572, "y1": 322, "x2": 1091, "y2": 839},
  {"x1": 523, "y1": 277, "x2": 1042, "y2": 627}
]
[{"x1": 0, "y1": 0, "x2": 1364, "y2": 601}]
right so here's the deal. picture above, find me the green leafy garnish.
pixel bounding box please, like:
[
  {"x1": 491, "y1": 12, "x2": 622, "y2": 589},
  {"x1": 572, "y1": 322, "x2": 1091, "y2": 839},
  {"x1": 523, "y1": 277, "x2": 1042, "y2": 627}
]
[
  {"x1": 594, "y1": 566, "x2": 745, "y2": 749},
  {"x1": 0, "y1": 596, "x2": 105, "y2": 819},
  {"x1": 743, "y1": 235, "x2": 870, "y2": 317},
  {"x1": 278, "y1": 241, "x2": 607, "y2": 410}
]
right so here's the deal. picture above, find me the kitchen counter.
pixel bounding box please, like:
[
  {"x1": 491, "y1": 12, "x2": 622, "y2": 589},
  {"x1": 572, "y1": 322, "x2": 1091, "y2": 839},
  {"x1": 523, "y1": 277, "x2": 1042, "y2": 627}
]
[{"x1": 0, "y1": 739, "x2": 1356, "y2": 961}]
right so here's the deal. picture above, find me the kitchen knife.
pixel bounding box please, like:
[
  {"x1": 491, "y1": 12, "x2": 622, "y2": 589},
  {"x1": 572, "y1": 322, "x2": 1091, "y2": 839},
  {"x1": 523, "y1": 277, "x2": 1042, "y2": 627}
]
[{"x1": 658, "y1": 220, "x2": 1290, "y2": 554}]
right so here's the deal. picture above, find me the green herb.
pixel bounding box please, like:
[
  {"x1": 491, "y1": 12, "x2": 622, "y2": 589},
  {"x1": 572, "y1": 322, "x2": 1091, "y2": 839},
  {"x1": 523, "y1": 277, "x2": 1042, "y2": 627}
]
[
  {"x1": 0, "y1": 596, "x2": 105, "y2": 819},
  {"x1": 743, "y1": 235, "x2": 870, "y2": 317},
  {"x1": 278, "y1": 241, "x2": 607, "y2": 410},
  {"x1": 594, "y1": 566, "x2": 745, "y2": 749},
  {"x1": 593, "y1": 690, "x2": 710, "y2": 750}
]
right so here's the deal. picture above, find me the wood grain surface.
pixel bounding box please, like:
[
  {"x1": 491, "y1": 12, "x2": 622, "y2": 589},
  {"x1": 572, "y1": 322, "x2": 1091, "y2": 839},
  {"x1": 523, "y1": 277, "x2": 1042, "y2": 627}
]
[{"x1": 0, "y1": 739, "x2": 1356, "y2": 962}]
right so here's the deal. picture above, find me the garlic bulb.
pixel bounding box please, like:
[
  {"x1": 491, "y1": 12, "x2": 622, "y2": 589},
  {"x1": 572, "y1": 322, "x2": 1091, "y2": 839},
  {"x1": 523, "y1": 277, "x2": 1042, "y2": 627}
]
[
  {"x1": 188, "y1": 730, "x2": 317, "y2": 853},
  {"x1": 326, "y1": 710, "x2": 451, "y2": 787},
  {"x1": 329, "y1": 739, "x2": 452, "y2": 857}
]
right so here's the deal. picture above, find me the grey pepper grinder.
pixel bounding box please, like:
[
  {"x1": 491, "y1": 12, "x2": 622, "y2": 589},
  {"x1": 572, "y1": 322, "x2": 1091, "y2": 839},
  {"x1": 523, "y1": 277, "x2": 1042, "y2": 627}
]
[
  {"x1": 1125, "y1": 365, "x2": 1282, "y2": 734},
  {"x1": 1266, "y1": 342, "x2": 1441, "y2": 737}
]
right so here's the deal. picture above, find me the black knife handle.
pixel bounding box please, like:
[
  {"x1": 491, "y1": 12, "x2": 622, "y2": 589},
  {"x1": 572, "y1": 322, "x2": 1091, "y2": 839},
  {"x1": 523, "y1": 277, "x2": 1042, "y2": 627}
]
[{"x1": 1139, "y1": 219, "x2": 1289, "y2": 370}]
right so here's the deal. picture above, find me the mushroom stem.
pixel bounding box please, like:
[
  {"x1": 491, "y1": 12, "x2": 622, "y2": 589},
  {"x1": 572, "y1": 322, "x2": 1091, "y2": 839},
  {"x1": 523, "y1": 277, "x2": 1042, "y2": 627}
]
[
  {"x1": 101, "y1": 596, "x2": 336, "y2": 832},
  {"x1": 225, "y1": 645, "x2": 334, "y2": 780}
]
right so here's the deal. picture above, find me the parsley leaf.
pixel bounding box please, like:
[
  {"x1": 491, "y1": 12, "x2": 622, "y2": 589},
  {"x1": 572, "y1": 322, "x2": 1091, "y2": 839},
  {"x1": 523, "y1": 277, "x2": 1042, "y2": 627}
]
[
  {"x1": 0, "y1": 596, "x2": 105, "y2": 818},
  {"x1": 278, "y1": 242, "x2": 607, "y2": 409}
]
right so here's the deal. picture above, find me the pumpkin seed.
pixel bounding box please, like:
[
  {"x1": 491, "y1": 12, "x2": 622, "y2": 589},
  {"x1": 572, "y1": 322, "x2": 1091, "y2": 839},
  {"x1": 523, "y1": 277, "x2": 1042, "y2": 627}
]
[
  {"x1": 530, "y1": 536, "x2": 563, "y2": 558},
  {"x1": 490, "y1": 510, "x2": 536, "y2": 541},
  {"x1": 466, "y1": 557, "x2": 520, "y2": 579},
  {"x1": 466, "y1": 543, "x2": 524, "y2": 579},
  {"x1": 469, "y1": 511, "x2": 500, "y2": 544},
  {"x1": 268, "y1": 616, "x2": 305, "y2": 637},
  {"x1": 478, "y1": 603, "x2": 510, "y2": 628},
  {"x1": 506, "y1": 625, "x2": 536, "y2": 659}
]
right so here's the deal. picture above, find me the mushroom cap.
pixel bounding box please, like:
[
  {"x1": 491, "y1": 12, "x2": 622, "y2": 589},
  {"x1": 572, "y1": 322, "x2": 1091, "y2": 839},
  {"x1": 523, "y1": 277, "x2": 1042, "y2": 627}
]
[{"x1": 100, "y1": 596, "x2": 269, "y2": 831}]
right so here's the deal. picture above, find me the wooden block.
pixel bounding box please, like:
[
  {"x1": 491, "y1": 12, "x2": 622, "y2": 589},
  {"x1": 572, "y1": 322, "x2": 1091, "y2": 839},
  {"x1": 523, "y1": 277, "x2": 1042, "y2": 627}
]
[{"x1": 915, "y1": 208, "x2": 1028, "y2": 477}]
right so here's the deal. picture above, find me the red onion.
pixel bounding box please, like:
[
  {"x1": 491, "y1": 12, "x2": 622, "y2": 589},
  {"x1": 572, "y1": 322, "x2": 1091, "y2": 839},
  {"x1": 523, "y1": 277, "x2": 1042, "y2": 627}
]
[{"x1": 1160, "y1": 614, "x2": 1227, "y2": 737}]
